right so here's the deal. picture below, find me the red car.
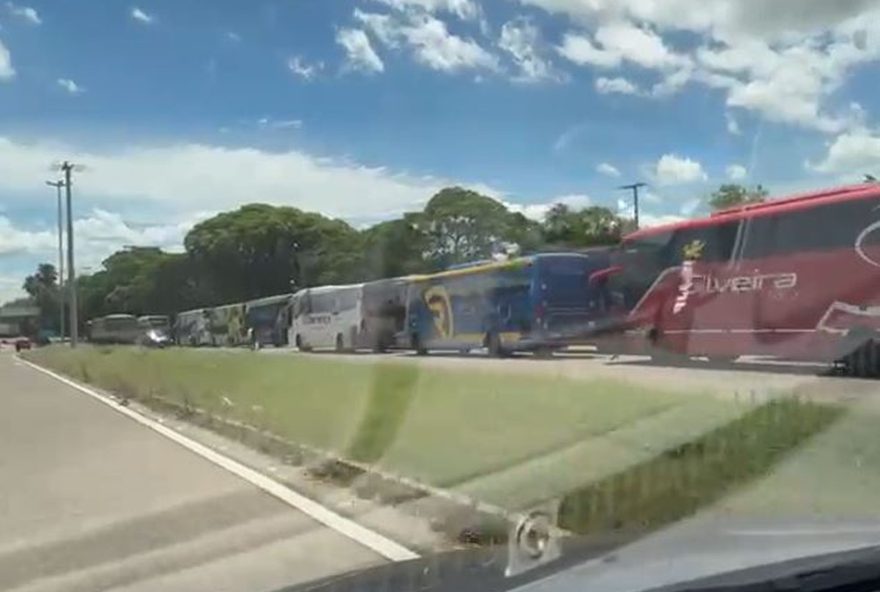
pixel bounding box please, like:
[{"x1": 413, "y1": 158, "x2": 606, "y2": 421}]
[{"x1": 14, "y1": 338, "x2": 32, "y2": 352}]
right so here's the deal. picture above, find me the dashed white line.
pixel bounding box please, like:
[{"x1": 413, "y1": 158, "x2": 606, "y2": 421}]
[{"x1": 16, "y1": 356, "x2": 420, "y2": 562}]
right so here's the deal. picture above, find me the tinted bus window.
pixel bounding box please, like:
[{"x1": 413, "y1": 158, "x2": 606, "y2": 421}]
[
  {"x1": 337, "y1": 289, "x2": 360, "y2": 311},
  {"x1": 741, "y1": 196, "x2": 880, "y2": 259}
]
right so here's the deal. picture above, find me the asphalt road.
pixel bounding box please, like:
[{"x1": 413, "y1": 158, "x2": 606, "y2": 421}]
[{"x1": 0, "y1": 351, "x2": 385, "y2": 592}]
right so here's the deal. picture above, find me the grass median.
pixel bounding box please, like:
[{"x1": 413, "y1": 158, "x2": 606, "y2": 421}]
[{"x1": 24, "y1": 346, "x2": 731, "y2": 491}]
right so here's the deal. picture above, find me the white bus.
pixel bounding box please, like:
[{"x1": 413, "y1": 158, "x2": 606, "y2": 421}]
[
  {"x1": 175, "y1": 308, "x2": 212, "y2": 346},
  {"x1": 289, "y1": 284, "x2": 364, "y2": 352}
]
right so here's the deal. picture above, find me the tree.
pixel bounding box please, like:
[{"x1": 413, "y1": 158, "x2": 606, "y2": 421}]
[
  {"x1": 708, "y1": 183, "x2": 768, "y2": 211},
  {"x1": 22, "y1": 263, "x2": 61, "y2": 334},
  {"x1": 416, "y1": 187, "x2": 539, "y2": 268},
  {"x1": 360, "y1": 215, "x2": 429, "y2": 280},
  {"x1": 541, "y1": 205, "x2": 623, "y2": 248},
  {"x1": 184, "y1": 203, "x2": 363, "y2": 301}
]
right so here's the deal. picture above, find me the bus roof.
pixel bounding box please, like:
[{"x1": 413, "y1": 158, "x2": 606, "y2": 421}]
[
  {"x1": 414, "y1": 252, "x2": 601, "y2": 282},
  {"x1": 299, "y1": 283, "x2": 365, "y2": 295},
  {"x1": 101, "y1": 313, "x2": 137, "y2": 320},
  {"x1": 246, "y1": 293, "x2": 293, "y2": 308},
  {"x1": 625, "y1": 182, "x2": 880, "y2": 241},
  {"x1": 138, "y1": 315, "x2": 168, "y2": 321}
]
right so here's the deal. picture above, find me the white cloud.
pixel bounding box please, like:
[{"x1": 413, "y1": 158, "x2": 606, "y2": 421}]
[
  {"x1": 0, "y1": 40, "x2": 15, "y2": 80},
  {"x1": 640, "y1": 213, "x2": 686, "y2": 228},
  {"x1": 504, "y1": 193, "x2": 592, "y2": 221},
  {"x1": 287, "y1": 55, "x2": 323, "y2": 80},
  {"x1": 597, "y1": 162, "x2": 621, "y2": 177},
  {"x1": 0, "y1": 275, "x2": 27, "y2": 305},
  {"x1": 653, "y1": 153, "x2": 708, "y2": 185},
  {"x1": 257, "y1": 117, "x2": 302, "y2": 130},
  {"x1": 0, "y1": 216, "x2": 55, "y2": 257},
  {"x1": 356, "y1": 10, "x2": 498, "y2": 73},
  {"x1": 130, "y1": 6, "x2": 155, "y2": 25},
  {"x1": 226, "y1": 31, "x2": 241, "y2": 42},
  {"x1": 595, "y1": 76, "x2": 640, "y2": 95},
  {"x1": 499, "y1": 18, "x2": 566, "y2": 83},
  {"x1": 557, "y1": 21, "x2": 688, "y2": 71},
  {"x1": 374, "y1": 0, "x2": 480, "y2": 21},
  {"x1": 57, "y1": 78, "x2": 84, "y2": 95},
  {"x1": 726, "y1": 163, "x2": 748, "y2": 180},
  {"x1": 0, "y1": 136, "x2": 470, "y2": 221},
  {"x1": 725, "y1": 112, "x2": 741, "y2": 135},
  {"x1": 807, "y1": 131, "x2": 880, "y2": 175},
  {"x1": 6, "y1": 2, "x2": 40, "y2": 25},
  {"x1": 556, "y1": 32, "x2": 621, "y2": 68},
  {"x1": 336, "y1": 28, "x2": 385, "y2": 73},
  {"x1": 530, "y1": 1, "x2": 880, "y2": 133}
]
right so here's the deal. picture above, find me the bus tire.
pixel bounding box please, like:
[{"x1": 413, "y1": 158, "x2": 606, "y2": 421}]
[
  {"x1": 335, "y1": 334, "x2": 345, "y2": 353},
  {"x1": 486, "y1": 332, "x2": 506, "y2": 358},
  {"x1": 295, "y1": 334, "x2": 311, "y2": 352},
  {"x1": 411, "y1": 334, "x2": 427, "y2": 356},
  {"x1": 534, "y1": 346, "x2": 554, "y2": 359}
]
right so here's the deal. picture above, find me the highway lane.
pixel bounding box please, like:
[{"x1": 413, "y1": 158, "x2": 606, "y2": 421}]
[{"x1": 0, "y1": 350, "x2": 386, "y2": 592}]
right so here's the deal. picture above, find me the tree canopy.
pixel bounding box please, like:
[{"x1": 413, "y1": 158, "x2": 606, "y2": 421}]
[
  {"x1": 708, "y1": 184, "x2": 768, "y2": 211},
  {"x1": 13, "y1": 186, "x2": 631, "y2": 332}
]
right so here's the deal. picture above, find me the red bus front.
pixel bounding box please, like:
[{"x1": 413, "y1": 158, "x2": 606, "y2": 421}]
[{"x1": 593, "y1": 183, "x2": 880, "y2": 365}]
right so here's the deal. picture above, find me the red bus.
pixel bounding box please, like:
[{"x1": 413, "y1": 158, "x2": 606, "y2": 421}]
[{"x1": 593, "y1": 182, "x2": 880, "y2": 374}]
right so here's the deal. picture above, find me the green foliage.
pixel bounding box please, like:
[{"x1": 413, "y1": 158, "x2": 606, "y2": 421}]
[
  {"x1": 542, "y1": 204, "x2": 623, "y2": 248},
  {"x1": 708, "y1": 183, "x2": 768, "y2": 211},
  {"x1": 22, "y1": 263, "x2": 61, "y2": 334},
  {"x1": 32, "y1": 186, "x2": 627, "y2": 321}
]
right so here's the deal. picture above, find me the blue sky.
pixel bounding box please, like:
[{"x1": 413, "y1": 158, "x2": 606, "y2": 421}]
[{"x1": 2, "y1": 0, "x2": 880, "y2": 301}]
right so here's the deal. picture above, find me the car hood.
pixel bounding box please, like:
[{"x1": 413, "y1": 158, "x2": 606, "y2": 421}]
[{"x1": 517, "y1": 517, "x2": 880, "y2": 592}]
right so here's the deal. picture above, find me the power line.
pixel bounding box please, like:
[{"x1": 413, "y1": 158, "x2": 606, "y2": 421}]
[{"x1": 52, "y1": 161, "x2": 85, "y2": 348}]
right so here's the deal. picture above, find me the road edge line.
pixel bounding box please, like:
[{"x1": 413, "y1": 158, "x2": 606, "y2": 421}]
[{"x1": 15, "y1": 356, "x2": 420, "y2": 562}]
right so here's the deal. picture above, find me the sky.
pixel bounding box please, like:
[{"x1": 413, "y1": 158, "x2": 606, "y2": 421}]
[{"x1": 3, "y1": 0, "x2": 880, "y2": 302}]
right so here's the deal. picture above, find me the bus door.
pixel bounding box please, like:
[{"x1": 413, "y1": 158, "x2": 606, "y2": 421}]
[{"x1": 653, "y1": 221, "x2": 740, "y2": 358}]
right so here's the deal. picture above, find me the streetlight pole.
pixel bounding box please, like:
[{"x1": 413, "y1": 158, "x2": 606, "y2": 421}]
[
  {"x1": 619, "y1": 182, "x2": 647, "y2": 230},
  {"x1": 61, "y1": 162, "x2": 79, "y2": 347},
  {"x1": 45, "y1": 180, "x2": 66, "y2": 340}
]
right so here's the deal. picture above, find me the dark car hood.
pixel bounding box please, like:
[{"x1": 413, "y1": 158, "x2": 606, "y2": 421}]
[{"x1": 516, "y1": 517, "x2": 880, "y2": 592}]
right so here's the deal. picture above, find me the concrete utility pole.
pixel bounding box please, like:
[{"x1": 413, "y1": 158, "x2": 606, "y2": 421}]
[
  {"x1": 619, "y1": 182, "x2": 647, "y2": 230},
  {"x1": 60, "y1": 162, "x2": 79, "y2": 347},
  {"x1": 45, "y1": 180, "x2": 66, "y2": 340}
]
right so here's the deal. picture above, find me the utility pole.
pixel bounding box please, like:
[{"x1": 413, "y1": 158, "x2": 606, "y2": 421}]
[
  {"x1": 619, "y1": 182, "x2": 647, "y2": 230},
  {"x1": 61, "y1": 162, "x2": 79, "y2": 347},
  {"x1": 45, "y1": 180, "x2": 66, "y2": 340}
]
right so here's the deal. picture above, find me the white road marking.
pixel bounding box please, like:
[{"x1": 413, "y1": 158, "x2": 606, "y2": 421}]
[{"x1": 16, "y1": 357, "x2": 420, "y2": 562}]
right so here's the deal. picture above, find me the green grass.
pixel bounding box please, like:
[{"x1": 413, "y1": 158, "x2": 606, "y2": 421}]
[
  {"x1": 24, "y1": 346, "x2": 731, "y2": 492},
  {"x1": 557, "y1": 398, "x2": 842, "y2": 535}
]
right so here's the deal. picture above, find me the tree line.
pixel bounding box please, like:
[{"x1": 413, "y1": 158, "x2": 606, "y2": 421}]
[{"x1": 11, "y1": 183, "x2": 766, "y2": 334}]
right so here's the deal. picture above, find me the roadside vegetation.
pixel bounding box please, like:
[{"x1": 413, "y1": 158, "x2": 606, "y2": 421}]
[
  {"x1": 23, "y1": 346, "x2": 844, "y2": 546},
  {"x1": 26, "y1": 346, "x2": 737, "y2": 492}
]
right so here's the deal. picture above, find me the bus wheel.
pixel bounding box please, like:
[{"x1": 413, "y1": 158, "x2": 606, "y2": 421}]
[
  {"x1": 534, "y1": 347, "x2": 554, "y2": 359},
  {"x1": 411, "y1": 334, "x2": 427, "y2": 356},
  {"x1": 848, "y1": 339, "x2": 879, "y2": 378},
  {"x1": 335, "y1": 334, "x2": 345, "y2": 353},
  {"x1": 295, "y1": 334, "x2": 311, "y2": 352},
  {"x1": 486, "y1": 332, "x2": 506, "y2": 358}
]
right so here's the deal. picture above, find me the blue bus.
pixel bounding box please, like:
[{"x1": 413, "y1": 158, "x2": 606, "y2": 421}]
[
  {"x1": 405, "y1": 251, "x2": 612, "y2": 356},
  {"x1": 245, "y1": 293, "x2": 293, "y2": 347}
]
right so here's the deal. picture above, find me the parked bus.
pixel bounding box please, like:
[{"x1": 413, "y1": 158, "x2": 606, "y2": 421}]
[
  {"x1": 208, "y1": 303, "x2": 248, "y2": 347},
  {"x1": 405, "y1": 252, "x2": 612, "y2": 356},
  {"x1": 289, "y1": 284, "x2": 364, "y2": 352},
  {"x1": 360, "y1": 277, "x2": 422, "y2": 351},
  {"x1": 245, "y1": 294, "x2": 292, "y2": 348},
  {"x1": 89, "y1": 314, "x2": 141, "y2": 344},
  {"x1": 174, "y1": 308, "x2": 212, "y2": 346},
  {"x1": 592, "y1": 182, "x2": 880, "y2": 374}
]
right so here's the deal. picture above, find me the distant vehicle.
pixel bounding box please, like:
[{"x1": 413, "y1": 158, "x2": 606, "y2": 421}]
[
  {"x1": 208, "y1": 303, "x2": 248, "y2": 347},
  {"x1": 592, "y1": 182, "x2": 880, "y2": 373},
  {"x1": 405, "y1": 252, "x2": 612, "y2": 356},
  {"x1": 245, "y1": 294, "x2": 293, "y2": 348},
  {"x1": 289, "y1": 284, "x2": 364, "y2": 352},
  {"x1": 174, "y1": 309, "x2": 212, "y2": 346},
  {"x1": 137, "y1": 315, "x2": 172, "y2": 348},
  {"x1": 88, "y1": 314, "x2": 141, "y2": 344},
  {"x1": 14, "y1": 337, "x2": 31, "y2": 352},
  {"x1": 360, "y1": 277, "x2": 420, "y2": 351}
]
